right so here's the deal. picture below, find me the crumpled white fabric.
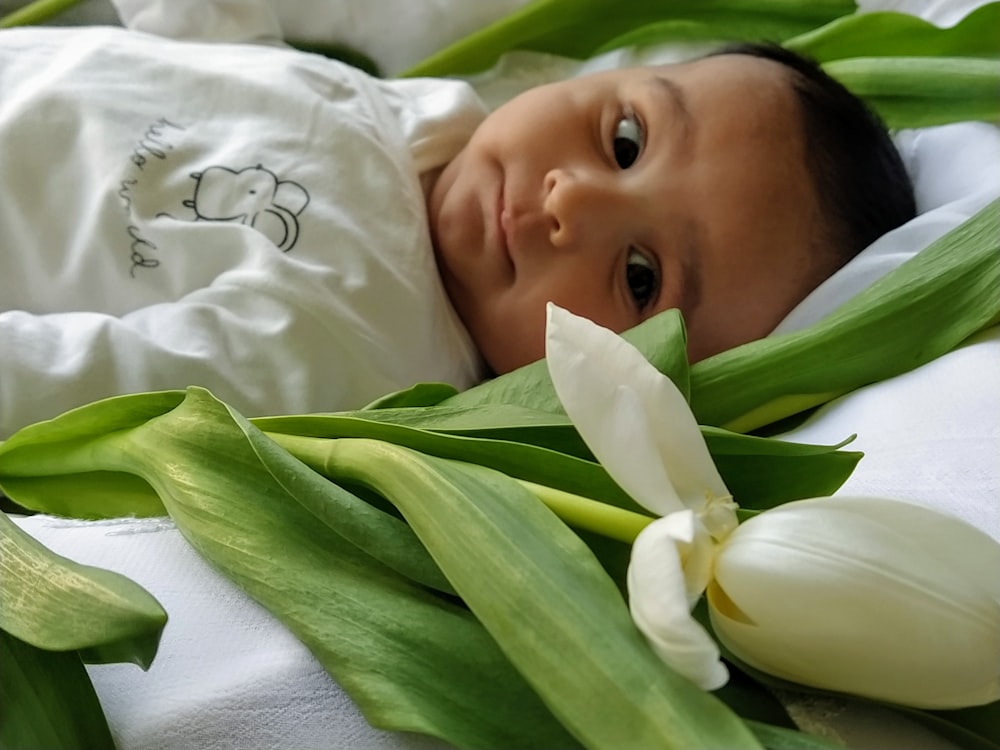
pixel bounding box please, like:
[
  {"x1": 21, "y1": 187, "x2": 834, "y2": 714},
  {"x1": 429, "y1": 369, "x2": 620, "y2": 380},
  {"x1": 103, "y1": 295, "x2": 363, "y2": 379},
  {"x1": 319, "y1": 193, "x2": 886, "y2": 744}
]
[
  {"x1": 108, "y1": 0, "x2": 533, "y2": 75},
  {"x1": 111, "y1": 0, "x2": 285, "y2": 46}
]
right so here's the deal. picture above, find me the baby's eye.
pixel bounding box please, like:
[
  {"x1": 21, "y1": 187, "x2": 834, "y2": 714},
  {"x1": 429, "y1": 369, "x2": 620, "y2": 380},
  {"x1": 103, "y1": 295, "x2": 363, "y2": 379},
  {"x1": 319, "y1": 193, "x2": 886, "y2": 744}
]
[
  {"x1": 626, "y1": 247, "x2": 659, "y2": 311},
  {"x1": 613, "y1": 110, "x2": 644, "y2": 169}
]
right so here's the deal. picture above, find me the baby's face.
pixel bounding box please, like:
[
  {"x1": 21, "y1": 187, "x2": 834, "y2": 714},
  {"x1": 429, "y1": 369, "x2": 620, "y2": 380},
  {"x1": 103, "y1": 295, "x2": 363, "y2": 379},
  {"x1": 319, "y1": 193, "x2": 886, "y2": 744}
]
[{"x1": 427, "y1": 54, "x2": 822, "y2": 374}]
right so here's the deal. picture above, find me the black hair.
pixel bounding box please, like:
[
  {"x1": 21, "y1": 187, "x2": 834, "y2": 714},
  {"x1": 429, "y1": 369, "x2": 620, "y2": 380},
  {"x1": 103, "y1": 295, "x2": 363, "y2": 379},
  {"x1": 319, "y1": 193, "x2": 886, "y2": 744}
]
[{"x1": 709, "y1": 42, "x2": 917, "y2": 278}]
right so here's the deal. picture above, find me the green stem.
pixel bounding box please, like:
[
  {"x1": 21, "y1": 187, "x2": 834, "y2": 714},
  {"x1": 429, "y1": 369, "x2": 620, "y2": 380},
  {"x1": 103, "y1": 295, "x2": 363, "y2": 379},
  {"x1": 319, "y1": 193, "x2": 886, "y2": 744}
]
[
  {"x1": 269, "y1": 432, "x2": 654, "y2": 544},
  {"x1": 0, "y1": 0, "x2": 82, "y2": 28},
  {"x1": 517, "y1": 480, "x2": 653, "y2": 544},
  {"x1": 721, "y1": 390, "x2": 846, "y2": 433}
]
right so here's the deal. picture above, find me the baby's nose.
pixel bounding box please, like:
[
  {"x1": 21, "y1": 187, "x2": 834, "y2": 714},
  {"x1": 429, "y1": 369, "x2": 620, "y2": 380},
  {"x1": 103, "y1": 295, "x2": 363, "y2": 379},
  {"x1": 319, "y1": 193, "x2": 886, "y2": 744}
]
[{"x1": 543, "y1": 168, "x2": 624, "y2": 249}]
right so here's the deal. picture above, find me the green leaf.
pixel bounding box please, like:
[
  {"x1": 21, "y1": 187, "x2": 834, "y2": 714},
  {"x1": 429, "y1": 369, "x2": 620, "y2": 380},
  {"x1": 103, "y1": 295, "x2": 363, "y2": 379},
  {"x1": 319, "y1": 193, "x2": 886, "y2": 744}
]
[
  {"x1": 438, "y1": 353, "x2": 563, "y2": 415},
  {"x1": 747, "y1": 720, "x2": 846, "y2": 749},
  {"x1": 259, "y1": 406, "x2": 859, "y2": 515},
  {"x1": 704, "y1": 429, "x2": 861, "y2": 509},
  {"x1": 319, "y1": 437, "x2": 763, "y2": 749},
  {"x1": 403, "y1": 0, "x2": 855, "y2": 76},
  {"x1": 443, "y1": 306, "x2": 690, "y2": 414},
  {"x1": 593, "y1": 10, "x2": 844, "y2": 57},
  {"x1": 0, "y1": 391, "x2": 182, "y2": 518},
  {"x1": 229, "y1": 409, "x2": 456, "y2": 594},
  {"x1": 785, "y1": 3, "x2": 1000, "y2": 62},
  {"x1": 0, "y1": 629, "x2": 117, "y2": 750},
  {"x1": 337, "y1": 403, "x2": 593, "y2": 456},
  {"x1": 823, "y1": 56, "x2": 1000, "y2": 128},
  {"x1": 787, "y1": 5, "x2": 1000, "y2": 129},
  {"x1": 258, "y1": 410, "x2": 647, "y2": 514},
  {"x1": 0, "y1": 510, "x2": 167, "y2": 667},
  {"x1": 0, "y1": 387, "x2": 849, "y2": 747},
  {"x1": 44, "y1": 387, "x2": 579, "y2": 749},
  {"x1": 0, "y1": 391, "x2": 184, "y2": 456},
  {"x1": 656, "y1": 304, "x2": 692, "y2": 402},
  {"x1": 0, "y1": 0, "x2": 84, "y2": 28},
  {"x1": 689, "y1": 198, "x2": 1000, "y2": 431},
  {"x1": 362, "y1": 381, "x2": 459, "y2": 410},
  {"x1": 0, "y1": 471, "x2": 162, "y2": 520}
]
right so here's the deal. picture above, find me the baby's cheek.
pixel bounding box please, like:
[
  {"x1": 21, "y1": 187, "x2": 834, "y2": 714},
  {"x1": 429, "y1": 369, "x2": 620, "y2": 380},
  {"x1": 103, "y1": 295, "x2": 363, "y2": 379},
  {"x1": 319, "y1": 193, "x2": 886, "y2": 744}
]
[{"x1": 475, "y1": 311, "x2": 547, "y2": 376}]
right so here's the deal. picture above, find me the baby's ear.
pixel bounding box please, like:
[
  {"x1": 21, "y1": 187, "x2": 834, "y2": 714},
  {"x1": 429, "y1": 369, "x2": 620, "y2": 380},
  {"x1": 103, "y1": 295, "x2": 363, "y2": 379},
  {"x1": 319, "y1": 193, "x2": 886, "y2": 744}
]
[
  {"x1": 183, "y1": 200, "x2": 195, "y2": 209},
  {"x1": 190, "y1": 172, "x2": 202, "y2": 179}
]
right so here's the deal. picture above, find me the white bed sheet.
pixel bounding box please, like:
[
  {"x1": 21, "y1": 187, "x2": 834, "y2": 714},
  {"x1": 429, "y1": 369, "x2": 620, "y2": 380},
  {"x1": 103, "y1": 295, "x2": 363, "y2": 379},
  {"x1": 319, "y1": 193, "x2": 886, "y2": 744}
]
[{"x1": 15, "y1": 515, "x2": 452, "y2": 750}]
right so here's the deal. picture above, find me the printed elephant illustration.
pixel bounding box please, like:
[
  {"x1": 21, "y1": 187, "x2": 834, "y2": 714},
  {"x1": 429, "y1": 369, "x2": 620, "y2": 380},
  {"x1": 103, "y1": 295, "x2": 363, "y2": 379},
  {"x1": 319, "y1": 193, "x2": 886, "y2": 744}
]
[{"x1": 185, "y1": 164, "x2": 310, "y2": 251}]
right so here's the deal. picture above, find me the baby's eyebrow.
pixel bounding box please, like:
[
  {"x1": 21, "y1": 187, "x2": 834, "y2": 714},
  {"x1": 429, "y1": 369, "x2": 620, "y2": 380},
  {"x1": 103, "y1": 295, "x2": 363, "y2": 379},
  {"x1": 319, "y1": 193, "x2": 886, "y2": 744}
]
[{"x1": 648, "y1": 74, "x2": 693, "y2": 146}]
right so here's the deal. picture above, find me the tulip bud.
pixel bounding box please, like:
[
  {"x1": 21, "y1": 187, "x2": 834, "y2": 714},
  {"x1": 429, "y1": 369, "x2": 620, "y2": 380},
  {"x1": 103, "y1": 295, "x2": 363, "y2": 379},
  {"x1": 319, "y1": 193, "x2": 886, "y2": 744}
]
[{"x1": 708, "y1": 496, "x2": 1000, "y2": 709}]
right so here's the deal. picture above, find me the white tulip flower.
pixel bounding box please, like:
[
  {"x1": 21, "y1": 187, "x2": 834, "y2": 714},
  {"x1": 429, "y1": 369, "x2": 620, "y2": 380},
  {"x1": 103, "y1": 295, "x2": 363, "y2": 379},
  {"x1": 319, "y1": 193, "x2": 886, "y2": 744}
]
[
  {"x1": 709, "y1": 495, "x2": 1000, "y2": 708},
  {"x1": 544, "y1": 303, "x2": 1000, "y2": 708},
  {"x1": 545, "y1": 303, "x2": 736, "y2": 690}
]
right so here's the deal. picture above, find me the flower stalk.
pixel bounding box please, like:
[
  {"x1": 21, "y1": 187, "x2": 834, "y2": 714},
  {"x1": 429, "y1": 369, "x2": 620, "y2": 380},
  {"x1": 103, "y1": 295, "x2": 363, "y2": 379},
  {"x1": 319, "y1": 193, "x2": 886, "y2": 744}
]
[{"x1": 517, "y1": 480, "x2": 653, "y2": 543}]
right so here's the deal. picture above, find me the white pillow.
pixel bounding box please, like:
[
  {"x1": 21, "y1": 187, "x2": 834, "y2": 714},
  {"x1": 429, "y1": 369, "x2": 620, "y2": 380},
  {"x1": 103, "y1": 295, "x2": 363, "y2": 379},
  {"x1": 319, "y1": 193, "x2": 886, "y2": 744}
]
[{"x1": 775, "y1": 122, "x2": 1000, "y2": 333}]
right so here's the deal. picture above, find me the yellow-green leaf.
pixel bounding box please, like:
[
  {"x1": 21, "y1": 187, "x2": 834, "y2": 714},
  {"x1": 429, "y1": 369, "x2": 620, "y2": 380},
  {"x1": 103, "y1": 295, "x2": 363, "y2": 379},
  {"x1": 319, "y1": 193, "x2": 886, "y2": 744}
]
[
  {"x1": 0, "y1": 510, "x2": 166, "y2": 667},
  {"x1": 786, "y1": 3, "x2": 1000, "y2": 62}
]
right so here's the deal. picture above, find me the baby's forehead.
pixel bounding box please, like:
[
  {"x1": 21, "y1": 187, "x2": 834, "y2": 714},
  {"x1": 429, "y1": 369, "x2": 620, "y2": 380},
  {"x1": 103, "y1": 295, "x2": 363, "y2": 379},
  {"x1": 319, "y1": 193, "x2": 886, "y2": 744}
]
[
  {"x1": 542, "y1": 53, "x2": 796, "y2": 135},
  {"x1": 666, "y1": 52, "x2": 796, "y2": 93},
  {"x1": 566, "y1": 54, "x2": 797, "y2": 114}
]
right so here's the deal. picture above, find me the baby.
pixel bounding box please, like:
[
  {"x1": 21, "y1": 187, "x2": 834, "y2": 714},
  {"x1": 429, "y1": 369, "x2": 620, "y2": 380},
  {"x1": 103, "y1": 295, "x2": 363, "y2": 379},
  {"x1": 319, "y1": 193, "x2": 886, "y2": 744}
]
[
  {"x1": 429, "y1": 42, "x2": 916, "y2": 371},
  {"x1": 0, "y1": 25, "x2": 914, "y2": 437}
]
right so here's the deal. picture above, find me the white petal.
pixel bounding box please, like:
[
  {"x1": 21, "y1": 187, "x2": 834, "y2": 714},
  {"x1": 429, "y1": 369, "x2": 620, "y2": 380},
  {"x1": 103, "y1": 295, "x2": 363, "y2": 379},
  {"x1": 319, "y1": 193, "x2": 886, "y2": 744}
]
[
  {"x1": 545, "y1": 304, "x2": 729, "y2": 519},
  {"x1": 709, "y1": 496, "x2": 1000, "y2": 709},
  {"x1": 627, "y1": 512, "x2": 728, "y2": 690},
  {"x1": 545, "y1": 304, "x2": 682, "y2": 515}
]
